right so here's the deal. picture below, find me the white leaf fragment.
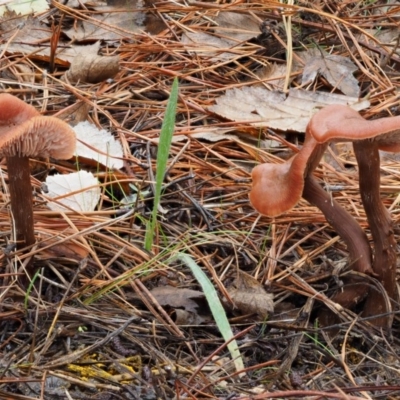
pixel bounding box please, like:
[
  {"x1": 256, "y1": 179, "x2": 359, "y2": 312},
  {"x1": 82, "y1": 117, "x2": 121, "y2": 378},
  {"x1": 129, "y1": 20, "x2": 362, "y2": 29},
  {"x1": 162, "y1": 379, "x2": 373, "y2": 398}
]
[
  {"x1": 45, "y1": 171, "x2": 101, "y2": 212},
  {"x1": 0, "y1": 0, "x2": 49, "y2": 16},
  {"x1": 73, "y1": 121, "x2": 124, "y2": 169}
]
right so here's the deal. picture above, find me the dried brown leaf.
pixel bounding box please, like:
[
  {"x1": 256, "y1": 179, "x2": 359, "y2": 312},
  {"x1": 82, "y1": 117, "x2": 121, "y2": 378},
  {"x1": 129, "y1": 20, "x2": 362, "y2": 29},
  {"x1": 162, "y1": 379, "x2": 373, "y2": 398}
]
[
  {"x1": 181, "y1": 31, "x2": 238, "y2": 61},
  {"x1": 213, "y1": 12, "x2": 260, "y2": 41},
  {"x1": 0, "y1": 13, "x2": 101, "y2": 65},
  {"x1": 64, "y1": 54, "x2": 120, "y2": 83},
  {"x1": 299, "y1": 48, "x2": 359, "y2": 97},
  {"x1": 254, "y1": 63, "x2": 288, "y2": 91},
  {"x1": 64, "y1": 2, "x2": 145, "y2": 41},
  {"x1": 227, "y1": 271, "x2": 274, "y2": 319},
  {"x1": 150, "y1": 286, "x2": 205, "y2": 314}
]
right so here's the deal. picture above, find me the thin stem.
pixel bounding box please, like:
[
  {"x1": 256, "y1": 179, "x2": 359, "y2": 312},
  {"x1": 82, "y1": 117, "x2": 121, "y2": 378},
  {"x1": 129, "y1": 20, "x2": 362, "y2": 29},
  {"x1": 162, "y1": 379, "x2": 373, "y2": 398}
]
[
  {"x1": 6, "y1": 156, "x2": 35, "y2": 249},
  {"x1": 353, "y1": 140, "x2": 396, "y2": 327},
  {"x1": 302, "y1": 175, "x2": 373, "y2": 275}
]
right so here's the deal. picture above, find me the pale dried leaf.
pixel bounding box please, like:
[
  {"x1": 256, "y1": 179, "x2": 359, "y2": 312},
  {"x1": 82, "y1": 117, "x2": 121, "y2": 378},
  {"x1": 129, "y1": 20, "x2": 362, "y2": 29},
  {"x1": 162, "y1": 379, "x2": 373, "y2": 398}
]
[
  {"x1": 299, "y1": 48, "x2": 359, "y2": 97},
  {"x1": 55, "y1": 42, "x2": 102, "y2": 65},
  {"x1": 64, "y1": 1, "x2": 145, "y2": 41},
  {"x1": 227, "y1": 271, "x2": 274, "y2": 319},
  {"x1": 213, "y1": 12, "x2": 260, "y2": 41},
  {"x1": 150, "y1": 286, "x2": 205, "y2": 314},
  {"x1": 45, "y1": 171, "x2": 101, "y2": 212},
  {"x1": 0, "y1": 12, "x2": 50, "y2": 56},
  {"x1": 358, "y1": 28, "x2": 400, "y2": 58},
  {"x1": 373, "y1": 28, "x2": 400, "y2": 50},
  {"x1": 181, "y1": 32, "x2": 238, "y2": 61},
  {"x1": 254, "y1": 63, "x2": 288, "y2": 91},
  {"x1": 169, "y1": 130, "x2": 239, "y2": 143},
  {"x1": 73, "y1": 121, "x2": 124, "y2": 169},
  {"x1": 174, "y1": 131, "x2": 283, "y2": 152},
  {"x1": 0, "y1": 0, "x2": 48, "y2": 16},
  {"x1": 0, "y1": 13, "x2": 101, "y2": 64},
  {"x1": 64, "y1": 54, "x2": 120, "y2": 83},
  {"x1": 209, "y1": 87, "x2": 370, "y2": 132}
]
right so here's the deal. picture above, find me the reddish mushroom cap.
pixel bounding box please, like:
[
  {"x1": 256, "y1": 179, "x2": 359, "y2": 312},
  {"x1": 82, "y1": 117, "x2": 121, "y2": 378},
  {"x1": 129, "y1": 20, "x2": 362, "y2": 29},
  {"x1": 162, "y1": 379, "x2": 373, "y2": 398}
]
[
  {"x1": 0, "y1": 93, "x2": 39, "y2": 126},
  {"x1": 0, "y1": 94, "x2": 76, "y2": 159},
  {"x1": 249, "y1": 160, "x2": 302, "y2": 217},
  {"x1": 0, "y1": 116, "x2": 76, "y2": 159},
  {"x1": 307, "y1": 104, "x2": 400, "y2": 151},
  {"x1": 249, "y1": 136, "x2": 320, "y2": 217}
]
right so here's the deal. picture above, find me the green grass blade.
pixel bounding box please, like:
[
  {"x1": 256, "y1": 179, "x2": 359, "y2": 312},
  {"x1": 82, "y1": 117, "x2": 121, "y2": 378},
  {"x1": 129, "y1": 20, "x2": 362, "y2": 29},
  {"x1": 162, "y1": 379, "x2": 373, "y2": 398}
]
[
  {"x1": 175, "y1": 252, "x2": 245, "y2": 373},
  {"x1": 145, "y1": 78, "x2": 179, "y2": 251}
]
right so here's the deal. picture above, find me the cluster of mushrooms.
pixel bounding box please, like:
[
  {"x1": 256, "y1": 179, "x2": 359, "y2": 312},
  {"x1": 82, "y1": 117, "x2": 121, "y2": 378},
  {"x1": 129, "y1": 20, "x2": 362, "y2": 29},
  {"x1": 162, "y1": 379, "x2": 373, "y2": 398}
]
[{"x1": 250, "y1": 105, "x2": 400, "y2": 328}]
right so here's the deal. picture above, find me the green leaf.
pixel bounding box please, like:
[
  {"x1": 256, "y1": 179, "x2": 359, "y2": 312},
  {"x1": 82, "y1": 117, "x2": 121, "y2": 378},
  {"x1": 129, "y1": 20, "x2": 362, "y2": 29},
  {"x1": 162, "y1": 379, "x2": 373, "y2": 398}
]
[
  {"x1": 145, "y1": 78, "x2": 179, "y2": 251},
  {"x1": 174, "y1": 252, "x2": 245, "y2": 373}
]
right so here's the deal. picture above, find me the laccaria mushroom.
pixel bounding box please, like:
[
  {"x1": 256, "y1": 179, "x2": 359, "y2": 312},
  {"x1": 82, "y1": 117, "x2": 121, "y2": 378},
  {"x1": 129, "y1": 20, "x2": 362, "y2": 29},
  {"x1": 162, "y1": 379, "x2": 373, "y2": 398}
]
[
  {"x1": 249, "y1": 135, "x2": 320, "y2": 217},
  {"x1": 250, "y1": 130, "x2": 373, "y2": 276},
  {"x1": 250, "y1": 104, "x2": 400, "y2": 326},
  {"x1": 0, "y1": 94, "x2": 76, "y2": 249},
  {"x1": 307, "y1": 104, "x2": 400, "y2": 323},
  {"x1": 306, "y1": 104, "x2": 400, "y2": 145}
]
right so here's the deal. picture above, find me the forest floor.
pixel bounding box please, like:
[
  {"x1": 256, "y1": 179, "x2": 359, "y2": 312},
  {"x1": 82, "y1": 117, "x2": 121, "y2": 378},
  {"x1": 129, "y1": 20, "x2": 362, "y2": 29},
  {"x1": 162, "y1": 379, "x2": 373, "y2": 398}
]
[{"x1": 1, "y1": 0, "x2": 400, "y2": 399}]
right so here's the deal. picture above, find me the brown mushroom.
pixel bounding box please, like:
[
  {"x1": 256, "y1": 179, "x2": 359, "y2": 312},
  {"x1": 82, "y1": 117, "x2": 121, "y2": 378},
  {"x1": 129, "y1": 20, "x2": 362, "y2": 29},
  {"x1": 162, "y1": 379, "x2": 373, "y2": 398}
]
[
  {"x1": 0, "y1": 94, "x2": 76, "y2": 250},
  {"x1": 249, "y1": 132, "x2": 373, "y2": 276},
  {"x1": 307, "y1": 104, "x2": 400, "y2": 144},
  {"x1": 249, "y1": 135, "x2": 320, "y2": 217},
  {"x1": 251, "y1": 104, "x2": 400, "y2": 327},
  {"x1": 307, "y1": 104, "x2": 400, "y2": 326}
]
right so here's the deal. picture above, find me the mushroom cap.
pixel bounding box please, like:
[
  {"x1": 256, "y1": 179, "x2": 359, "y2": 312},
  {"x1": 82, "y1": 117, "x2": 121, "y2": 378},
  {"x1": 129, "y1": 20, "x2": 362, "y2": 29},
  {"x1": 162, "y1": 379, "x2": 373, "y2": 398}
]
[
  {"x1": 0, "y1": 116, "x2": 76, "y2": 159},
  {"x1": 0, "y1": 94, "x2": 76, "y2": 159},
  {"x1": 0, "y1": 93, "x2": 39, "y2": 125},
  {"x1": 307, "y1": 104, "x2": 400, "y2": 149},
  {"x1": 249, "y1": 136, "x2": 321, "y2": 217},
  {"x1": 249, "y1": 159, "x2": 304, "y2": 217}
]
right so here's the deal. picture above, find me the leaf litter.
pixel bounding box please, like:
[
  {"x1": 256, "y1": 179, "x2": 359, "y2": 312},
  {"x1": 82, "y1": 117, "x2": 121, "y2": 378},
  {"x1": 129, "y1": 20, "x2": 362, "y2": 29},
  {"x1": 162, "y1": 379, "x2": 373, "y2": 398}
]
[{"x1": 0, "y1": 0, "x2": 400, "y2": 399}]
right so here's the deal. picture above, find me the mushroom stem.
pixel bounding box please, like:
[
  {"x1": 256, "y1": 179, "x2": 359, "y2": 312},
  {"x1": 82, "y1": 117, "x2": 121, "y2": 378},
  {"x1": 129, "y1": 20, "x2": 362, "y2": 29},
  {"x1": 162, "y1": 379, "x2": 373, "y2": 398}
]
[
  {"x1": 302, "y1": 175, "x2": 373, "y2": 275},
  {"x1": 301, "y1": 138, "x2": 373, "y2": 275},
  {"x1": 353, "y1": 140, "x2": 397, "y2": 325},
  {"x1": 6, "y1": 156, "x2": 35, "y2": 249}
]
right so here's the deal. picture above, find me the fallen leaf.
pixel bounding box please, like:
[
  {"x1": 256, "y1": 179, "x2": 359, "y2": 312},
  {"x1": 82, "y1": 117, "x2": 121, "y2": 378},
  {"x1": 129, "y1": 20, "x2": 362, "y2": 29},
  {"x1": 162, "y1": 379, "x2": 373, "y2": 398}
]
[
  {"x1": 64, "y1": 1, "x2": 146, "y2": 41},
  {"x1": 163, "y1": 129, "x2": 239, "y2": 143},
  {"x1": 150, "y1": 286, "x2": 205, "y2": 313},
  {"x1": 0, "y1": 13, "x2": 101, "y2": 65},
  {"x1": 73, "y1": 121, "x2": 124, "y2": 170},
  {"x1": 64, "y1": 54, "x2": 120, "y2": 83},
  {"x1": 0, "y1": 0, "x2": 48, "y2": 16},
  {"x1": 227, "y1": 271, "x2": 274, "y2": 319},
  {"x1": 254, "y1": 63, "x2": 288, "y2": 91},
  {"x1": 37, "y1": 236, "x2": 89, "y2": 261},
  {"x1": 44, "y1": 171, "x2": 101, "y2": 212},
  {"x1": 213, "y1": 12, "x2": 260, "y2": 41},
  {"x1": 181, "y1": 31, "x2": 238, "y2": 61},
  {"x1": 299, "y1": 48, "x2": 359, "y2": 97},
  {"x1": 56, "y1": 101, "x2": 91, "y2": 124},
  {"x1": 209, "y1": 87, "x2": 370, "y2": 132}
]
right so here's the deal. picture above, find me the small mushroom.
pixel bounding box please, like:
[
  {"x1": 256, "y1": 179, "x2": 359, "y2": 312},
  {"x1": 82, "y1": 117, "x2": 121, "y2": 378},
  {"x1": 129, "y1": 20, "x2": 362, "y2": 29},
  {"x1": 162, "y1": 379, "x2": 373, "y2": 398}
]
[
  {"x1": 0, "y1": 94, "x2": 76, "y2": 250},
  {"x1": 251, "y1": 104, "x2": 400, "y2": 327},
  {"x1": 307, "y1": 104, "x2": 400, "y2": 145},
  {"x1": 249, "y1": 135, "x2": 320, "y2": 217},
  {"x1": 249, "y1": 131, "x2": 373, "y2": 275},
  {"x1": 308, "y1": 104, "x2": 400, "y2": 325}
]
